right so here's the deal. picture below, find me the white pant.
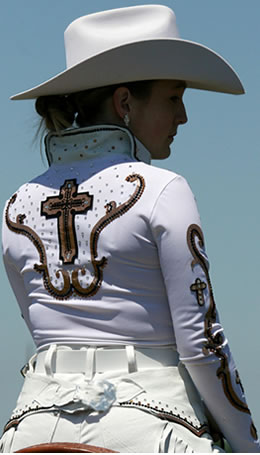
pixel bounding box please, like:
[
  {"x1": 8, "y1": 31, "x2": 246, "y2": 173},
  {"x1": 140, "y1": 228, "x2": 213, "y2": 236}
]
[{"x1": 0, "y1": 345, "x2": 224, "y2": 453}]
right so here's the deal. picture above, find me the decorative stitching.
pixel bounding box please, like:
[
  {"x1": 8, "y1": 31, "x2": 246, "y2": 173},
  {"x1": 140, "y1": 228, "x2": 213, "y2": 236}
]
[
  {"x1": 187, "y1": 224, "x2": 251, "y2": 416},
  {"x1": 41, "y1": 179, "x2": 93, "y2": 264},
  {"x1": 190, "y1": 278, "x2": 207, "y2": 306},
  {"x1": 3, "y1": 405, "x2": 55, "y2": 433},
  {"x1": 5, "y1": 174, "x2": 145, "y2": 301},
  {"x1": 71, "y1": 173, "x2": 145, "y2": 297},
  {"x1": 45, "y1": 126, "x2": 137, "y2": 166},
  {"x1": 119, "y1": 399, "x2": 209, "y2": 437},
  {"x1": 5, "y1": 194, "x2": 72, "y2": 300}
]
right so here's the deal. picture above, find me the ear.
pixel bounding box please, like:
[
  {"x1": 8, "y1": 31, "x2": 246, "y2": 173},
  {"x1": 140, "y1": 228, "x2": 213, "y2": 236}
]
[{"x1": 112, "y1": 87, "x2": 131, "y2": 120}]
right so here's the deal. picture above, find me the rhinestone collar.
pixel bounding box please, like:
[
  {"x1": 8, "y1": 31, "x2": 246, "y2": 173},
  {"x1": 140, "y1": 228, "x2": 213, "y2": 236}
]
[{"x1": 45, "y1": 125, "x2": 151, "y2": 167}]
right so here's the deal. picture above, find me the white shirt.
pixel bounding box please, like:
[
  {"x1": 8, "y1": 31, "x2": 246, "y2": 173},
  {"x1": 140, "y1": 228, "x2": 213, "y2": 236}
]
[{"x1": 2, "y1": 125, "x2": 259, "y2": 452}]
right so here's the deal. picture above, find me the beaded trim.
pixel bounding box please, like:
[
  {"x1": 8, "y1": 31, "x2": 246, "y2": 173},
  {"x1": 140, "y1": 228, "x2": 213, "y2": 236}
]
[
  {"x1": 41, "y1": 179, "x2": 93, "y2": 264},
  {"x1": 6, "y1": 194, "x2": 73, "y2": 300},
  {"x1": 187, "y1": 224, "x2": 252, "y2": 417},
  {"x1": 3, "y1": 404, "x2": 55, "y2": 433},
  {"x1": 5, "y1": 174, "x2": 145, "y2": 301},
  {"x1": 4, "y1": 396, "x2": 210, "y2": 439},
  {"x1": 119, "y1": 398, "x2": 209, "y2": 437},
  {"x1": 72, "y1": 173, "x2": 145, "y2": 298},
  {"x1": 45, "y1": 126, "x2": 140, "y2": 166},
  {"x1": 190, "y1": 278, "x2": 207, "y2": 306}
]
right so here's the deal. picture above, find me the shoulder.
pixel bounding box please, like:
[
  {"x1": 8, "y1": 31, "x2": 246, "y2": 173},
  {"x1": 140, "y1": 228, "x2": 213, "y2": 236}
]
[
  {"x1": 2, "y1": 172, "x2": 51, "y2": 220},
  {"x1": 127, "y1": 162, "x2": 194, "y2": 198},
  {"x1": 122, "y1": 161, "x2": 185, "y2": 188}
]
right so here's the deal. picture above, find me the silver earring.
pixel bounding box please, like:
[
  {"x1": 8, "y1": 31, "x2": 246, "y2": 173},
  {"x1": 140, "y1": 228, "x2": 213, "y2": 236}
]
[{"x1": 124, "y1": 113, "x2": 130, "y2": 127}]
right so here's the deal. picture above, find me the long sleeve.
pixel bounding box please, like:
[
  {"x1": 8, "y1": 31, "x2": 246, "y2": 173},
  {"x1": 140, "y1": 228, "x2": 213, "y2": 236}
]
[{"x1": 150, "y1": 175, "x2": 260, "y2": 453}]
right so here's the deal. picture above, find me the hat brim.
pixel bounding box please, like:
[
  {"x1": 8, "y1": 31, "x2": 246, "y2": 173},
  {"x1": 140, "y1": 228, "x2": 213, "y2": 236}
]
[{"x1": 11, "y1": 39, "x2": 244, "y2": 100}]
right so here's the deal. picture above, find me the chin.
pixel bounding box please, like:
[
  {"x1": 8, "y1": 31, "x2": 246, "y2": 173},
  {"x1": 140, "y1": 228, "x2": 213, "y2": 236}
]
[{"x1": 152, "y1": 147, "x2": 171, "y2": 160}]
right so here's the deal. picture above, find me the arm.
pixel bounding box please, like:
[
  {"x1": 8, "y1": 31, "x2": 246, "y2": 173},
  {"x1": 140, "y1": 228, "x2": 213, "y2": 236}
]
[
  {"x1": 1, "y1": 201, "x2": 33, "y2": 329},
  {"x1": 150, "y1": 175, "x2": 259, "y2": 453}
]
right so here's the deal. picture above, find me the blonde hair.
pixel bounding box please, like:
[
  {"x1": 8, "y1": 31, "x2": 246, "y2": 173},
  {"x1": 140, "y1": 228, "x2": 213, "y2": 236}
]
[{"x1": 35, "y1": 95, "x2": 76, "y2": 132}]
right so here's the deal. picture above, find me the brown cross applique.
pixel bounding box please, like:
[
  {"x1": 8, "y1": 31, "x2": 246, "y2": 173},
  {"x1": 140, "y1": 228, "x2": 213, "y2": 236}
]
[
  {"x1": 190, "y1": 278, "x2": 207, "y2": 306},
  {"x1": 41, "y1": 179, "x2": 93, "y2": 264}
]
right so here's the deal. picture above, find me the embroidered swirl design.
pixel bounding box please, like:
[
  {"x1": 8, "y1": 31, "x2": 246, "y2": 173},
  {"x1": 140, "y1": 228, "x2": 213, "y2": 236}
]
[
  {"x1": 6, "y1": 174, "x2": 145, "y2": 300},
  {"x1": 5, "y1": 195, "x2": 72, "y2": 299},
  {"x1": 187, "y1": 224, "x2": 251, "y2": 416}
]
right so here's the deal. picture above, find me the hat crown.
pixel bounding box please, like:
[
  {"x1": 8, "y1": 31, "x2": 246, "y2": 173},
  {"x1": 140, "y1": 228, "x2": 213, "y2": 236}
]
[
  {"x1": 11, "y1": 4, "x2": 245, "y2": 100},
  {"x1": 65, "y1": 5, "x2": 179, "y2": 68}
]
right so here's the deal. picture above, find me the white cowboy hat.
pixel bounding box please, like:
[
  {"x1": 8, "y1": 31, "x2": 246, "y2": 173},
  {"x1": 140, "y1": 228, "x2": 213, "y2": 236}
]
[{"x1": 11, "y1": 4, "x2": 244, "y2": 100}]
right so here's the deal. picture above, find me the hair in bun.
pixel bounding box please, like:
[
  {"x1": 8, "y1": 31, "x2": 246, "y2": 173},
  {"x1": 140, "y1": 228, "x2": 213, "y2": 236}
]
[{"x1": 35, "y1": 95, "x2": 76, "y2": 132}]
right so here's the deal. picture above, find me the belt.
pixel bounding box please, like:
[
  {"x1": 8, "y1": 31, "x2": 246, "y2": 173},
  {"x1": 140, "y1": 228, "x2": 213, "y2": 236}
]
[{"x1": 34, "y1": 345, "x2": 179, "y2": 376}]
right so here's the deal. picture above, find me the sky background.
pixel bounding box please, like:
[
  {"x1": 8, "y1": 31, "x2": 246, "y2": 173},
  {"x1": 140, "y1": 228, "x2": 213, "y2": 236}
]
[{"x1": 0, "y1": 0, "x2": 259, "y2": 436}]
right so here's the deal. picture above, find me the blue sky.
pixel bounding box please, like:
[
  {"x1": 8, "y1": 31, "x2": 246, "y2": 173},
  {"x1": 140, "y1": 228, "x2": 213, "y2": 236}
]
[{"x1": 0, "y1": 0, "x2": 259, "y2": 434}]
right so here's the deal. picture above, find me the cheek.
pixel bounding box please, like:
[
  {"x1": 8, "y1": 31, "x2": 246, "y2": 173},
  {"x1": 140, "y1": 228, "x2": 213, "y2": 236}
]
[
  {"x1": 149, "y1": 112, "x2": 171, "y2": 139},
  {"x1": 131, "y1": 104, "x2": 172, "y2": 146}
]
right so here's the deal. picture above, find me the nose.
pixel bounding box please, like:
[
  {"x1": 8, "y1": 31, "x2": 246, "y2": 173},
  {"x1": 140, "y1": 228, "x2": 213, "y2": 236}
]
[{"x1": 178, "y1": 101, "x2": 188, "y2": 125}]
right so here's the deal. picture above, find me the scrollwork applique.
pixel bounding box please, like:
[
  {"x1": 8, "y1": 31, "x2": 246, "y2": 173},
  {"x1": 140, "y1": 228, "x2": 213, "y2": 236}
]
[
  {"x1": 6, "y1": 173, "x2": 145, "y2": 300},
  {"x1": 187, "y1": 224, "x2": 251, "y2": 416}
]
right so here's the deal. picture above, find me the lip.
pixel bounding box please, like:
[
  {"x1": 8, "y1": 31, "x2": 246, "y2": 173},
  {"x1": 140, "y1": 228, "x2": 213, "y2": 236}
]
[{"x1": 168, "y1": 134, "x2": 176, "y2": 142}]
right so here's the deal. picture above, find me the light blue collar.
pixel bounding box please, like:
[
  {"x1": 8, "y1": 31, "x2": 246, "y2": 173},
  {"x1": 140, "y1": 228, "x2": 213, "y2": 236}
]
[{"x1": 45, "y1": 125, "x2": 151, "y2": 166}]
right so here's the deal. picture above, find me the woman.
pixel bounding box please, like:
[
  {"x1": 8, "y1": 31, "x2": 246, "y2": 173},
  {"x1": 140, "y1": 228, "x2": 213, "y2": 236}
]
[{"x1": 1, "y1": 4, "x2": 259, "y2": 453}]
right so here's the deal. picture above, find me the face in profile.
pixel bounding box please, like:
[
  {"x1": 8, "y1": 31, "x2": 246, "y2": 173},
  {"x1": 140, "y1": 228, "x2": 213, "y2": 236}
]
[{"x1": 128, "y1": 80, "x2": 188, "y2": 159}]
